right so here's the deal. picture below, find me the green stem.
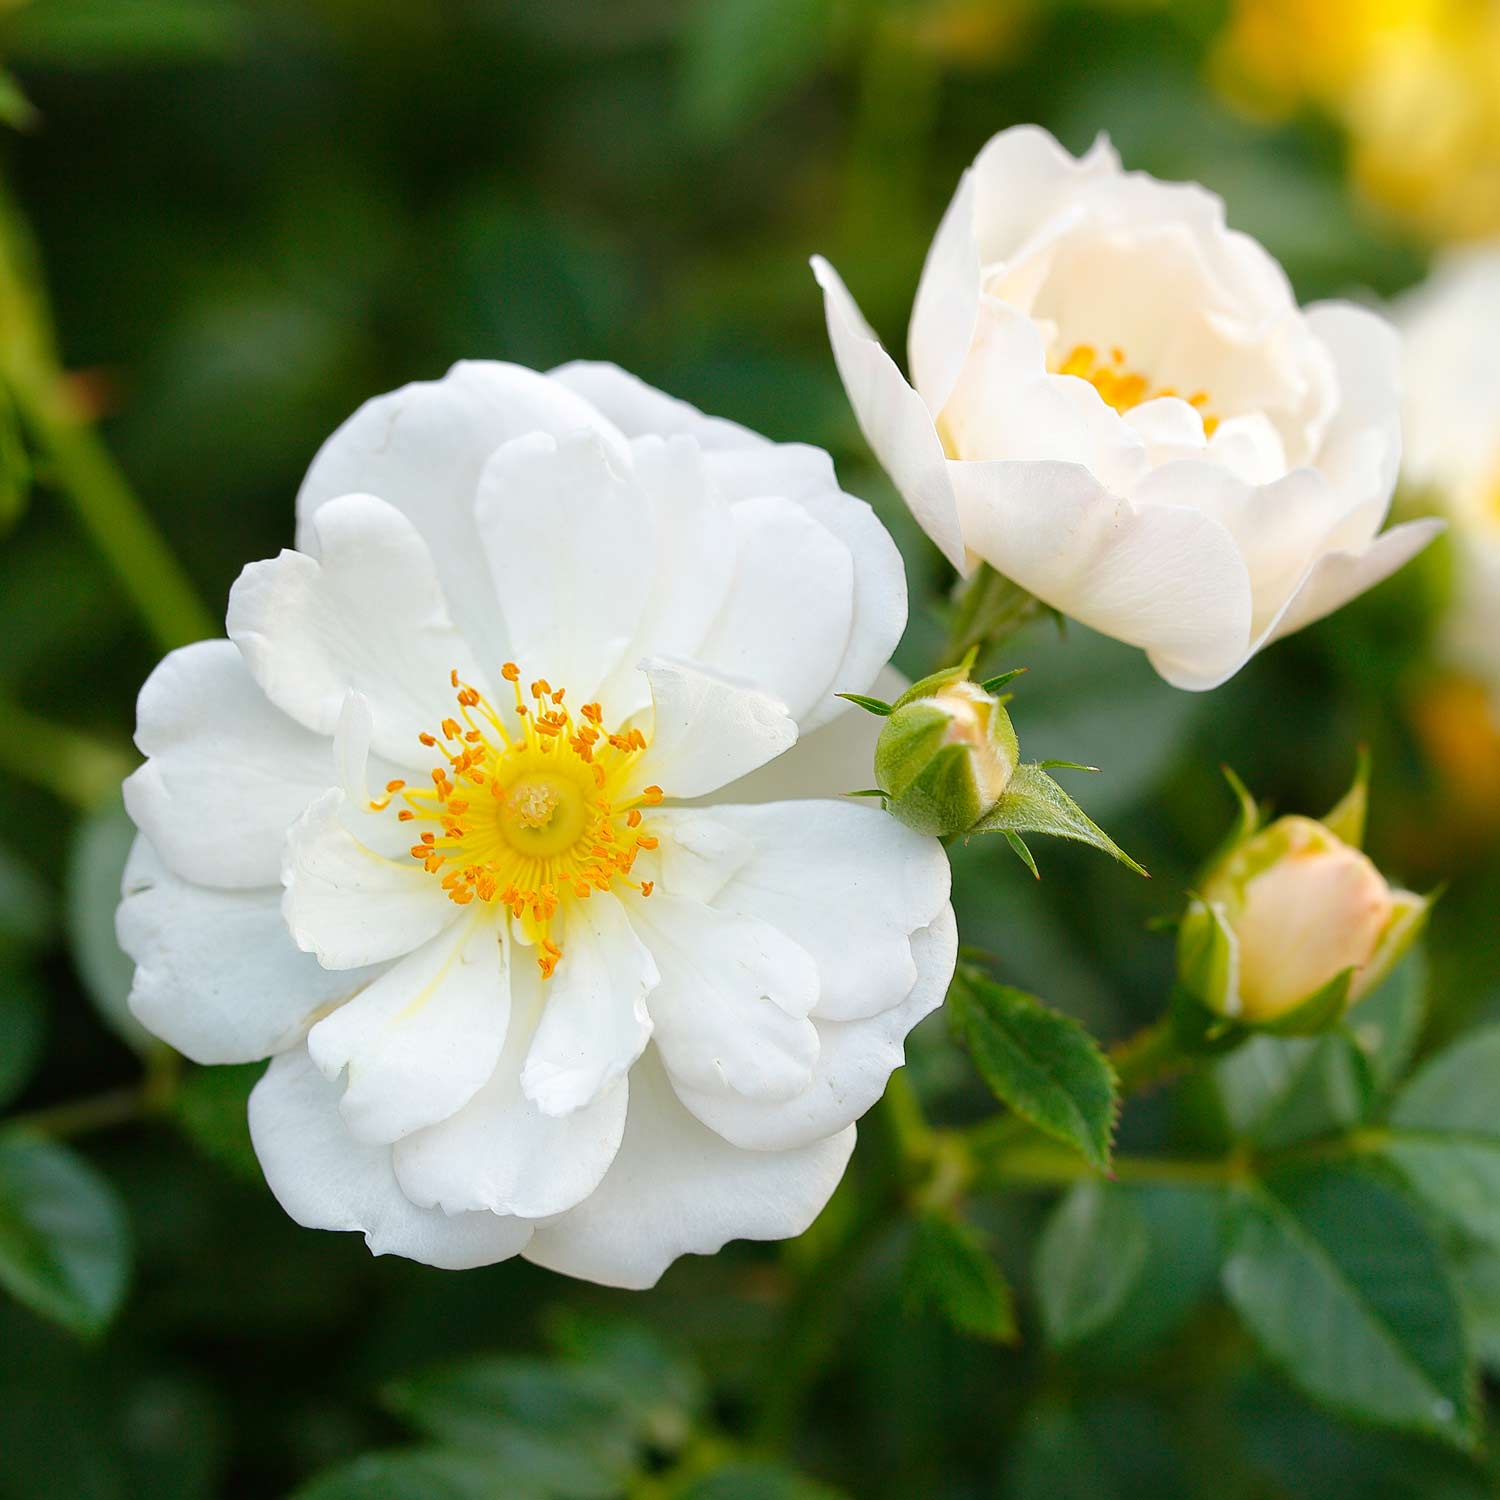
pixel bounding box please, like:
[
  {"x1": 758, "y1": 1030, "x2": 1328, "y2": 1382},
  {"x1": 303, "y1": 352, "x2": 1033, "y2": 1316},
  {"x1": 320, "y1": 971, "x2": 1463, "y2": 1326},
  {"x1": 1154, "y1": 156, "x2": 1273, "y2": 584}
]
[
  {"x1": 17, "y1": 383, "x2": 215, "y2": 652},
  {"x1": 943, "y1": 565, "x2": 1044, "y2": 667},
  {"x1": 7, "y1": 1084, "x2": 152, "y2": 1139},
  {"x1": 1109, "y1": 1016, "x2": 1191, "y2": 1095},
  {"x1": 0, "y1": 697, "x2": 134, "y2": 809}
]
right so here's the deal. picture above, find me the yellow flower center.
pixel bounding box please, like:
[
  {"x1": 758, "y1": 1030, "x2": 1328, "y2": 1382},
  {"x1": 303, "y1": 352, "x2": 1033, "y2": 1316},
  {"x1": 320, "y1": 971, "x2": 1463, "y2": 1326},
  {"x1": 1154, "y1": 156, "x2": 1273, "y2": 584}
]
[
  {"x1": 371, "y1": 664, "x2": 663, "y2": 979},
  {"x1": 1055, "y1": 343, "x2": 1220, "y2": 437}
]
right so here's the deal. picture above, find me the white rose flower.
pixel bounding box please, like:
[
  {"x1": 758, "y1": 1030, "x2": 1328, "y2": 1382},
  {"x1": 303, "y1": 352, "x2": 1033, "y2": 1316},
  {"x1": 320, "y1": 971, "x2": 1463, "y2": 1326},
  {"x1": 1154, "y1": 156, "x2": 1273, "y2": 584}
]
[
  {"x1": 1395, "y1": 246, "x2": 1500, "y2": 695},
  {"x1": 814, "y1": 125, "x2": 1441, "y2": 690},
  {"x1": 116, "y1": 360, "x2": 955, "y2": 1288}
]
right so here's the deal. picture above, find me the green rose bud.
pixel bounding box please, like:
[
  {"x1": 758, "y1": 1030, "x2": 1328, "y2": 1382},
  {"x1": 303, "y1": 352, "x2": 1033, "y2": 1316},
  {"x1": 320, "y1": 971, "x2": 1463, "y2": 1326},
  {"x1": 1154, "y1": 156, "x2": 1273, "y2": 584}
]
[
  {"x1": 872, "y1": 668, "x2": 1019, "y2": 838},
  {"x1": 1179, "y1": 765, "x2": 1431, "y2": 1031}
]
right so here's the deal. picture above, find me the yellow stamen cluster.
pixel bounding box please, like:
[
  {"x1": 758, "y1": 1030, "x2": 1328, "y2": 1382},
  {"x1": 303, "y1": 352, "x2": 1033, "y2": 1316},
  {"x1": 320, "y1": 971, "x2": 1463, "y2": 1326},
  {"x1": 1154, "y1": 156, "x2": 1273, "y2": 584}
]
[
  {"x1": 1055, "y1": 343, "x2": 1220, "y2": 436},
  {"x1": 372, "y1": 664, "x2": 665, "y2": 978}
]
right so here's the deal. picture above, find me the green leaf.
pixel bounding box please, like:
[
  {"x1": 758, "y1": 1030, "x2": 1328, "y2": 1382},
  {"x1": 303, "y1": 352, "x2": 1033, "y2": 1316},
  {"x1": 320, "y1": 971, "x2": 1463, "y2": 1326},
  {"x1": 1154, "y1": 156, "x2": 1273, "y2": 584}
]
[
  {"x1": 0, "y1": 71, "x2": 37, "y2": 133},
  {"x1": 7, "y1": 0, "x2": 246, "y2": 67},
  {"x1": 834, "y1": 693, "x2": 892, "y2": 716},
  {"x1": 0, "y1": 969, "x2": 46, "y2": 1111},
  {"x1": 902, "y1": 1211, "x2": 1017, "y2": 1344},
  {"x1": 1222, "y1": 1167, "x2": 1476, "y2": 1446},
  {"x1": 294, "y1": 1448, "x2": 527, "y2": 1500},
  {"x1": 677, "y1": 1463, "x2": 847, "y2": 1500},
  {"x1": 66, "y1": 794, "x2": 153, "y2": 1055},
  {"x1": 1452, "y1": 1247, "x2": 1500, "y2": 1375},
  {"x1": 384, "y1": 1357, "x2": 634, "y2": 1499},
  {"x1": 950, "y1": 974, "x2": 1118, "y2": 1171},
  {"x1": 968, "y1": 763, "x2": 1148, "y2": 876},
  {"x1": 1382, "y1": 1025, "x2": 1500, "y2": 1254},
  {"x1": 545, "y1": 1311, "x2": 706, "y2": 1453},
  {"x1": 1212, "y1": 1033, "x2": 1366, "y2": 1150},
  {"x1": 1035, "y1": 1181, "x2": 1150, "y2": 1350},
  {"x1": 1060, "y1": 1186, "x2": 1224, "y2": 1368},
  {"x1": 0, "y1": 381, "x2": 32, "y2": 528},
  {"x1": 1345, "y1": 946, "x2": 1427, "y2": 1094},
  {"x1": 0, "y1": 1130, "x2": 131, "y2": 1338},
  {"x1": 172, "y1": 1063, "x2": 262, "y2": 1182}
]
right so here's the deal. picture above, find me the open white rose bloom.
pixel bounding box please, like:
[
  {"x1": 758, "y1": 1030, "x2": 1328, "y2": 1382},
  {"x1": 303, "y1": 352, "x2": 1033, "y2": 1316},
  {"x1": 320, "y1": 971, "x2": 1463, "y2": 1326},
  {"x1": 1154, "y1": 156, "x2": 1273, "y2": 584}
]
[
  {"x1": 115, "y1": 360, "x2": 955, "y2": 1288},
  {"x1": 1395, "y1": 247, "x2": 1500, "y2": 694},
  {"x1": 815, "y1": 125, "x2": 1442, "y2": 690}
]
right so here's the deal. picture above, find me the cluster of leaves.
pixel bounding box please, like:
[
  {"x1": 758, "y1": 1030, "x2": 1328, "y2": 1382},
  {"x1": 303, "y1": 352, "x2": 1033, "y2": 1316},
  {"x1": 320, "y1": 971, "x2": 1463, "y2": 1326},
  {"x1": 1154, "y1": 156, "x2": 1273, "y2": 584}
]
[
  {"x1": 904, "y1": 952, "x2": 1500, "y2": 1471},
  {"x1": 297, "y1": 1314, "x2": 840, "y2": 1500}
]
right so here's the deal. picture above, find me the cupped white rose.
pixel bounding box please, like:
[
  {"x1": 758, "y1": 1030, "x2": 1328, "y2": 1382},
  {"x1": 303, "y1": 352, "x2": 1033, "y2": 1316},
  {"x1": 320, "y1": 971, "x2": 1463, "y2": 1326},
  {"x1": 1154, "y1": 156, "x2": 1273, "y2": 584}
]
[
  {"x1": 815, "y1": 124, "x2": 1441, "y2": 690},
  {"x1": 1395, "y1": 246, "x2": 1500, "y2": 695},
  {"x1": 116, "y1": 359, "x2": 955, "y2": 1287}
]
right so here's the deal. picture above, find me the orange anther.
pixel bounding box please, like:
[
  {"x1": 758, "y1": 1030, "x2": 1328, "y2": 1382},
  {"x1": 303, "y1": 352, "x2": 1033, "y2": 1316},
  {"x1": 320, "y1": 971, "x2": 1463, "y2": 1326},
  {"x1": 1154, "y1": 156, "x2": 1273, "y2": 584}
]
[
  {"x1": 640, "y1": 881, "x2": 654, "y2": 897},
  {"x1": 626, "y1": 809, "x2": 642, "y2": 827},
  {"x1": 398, "y1": 809, "x2": 415, "y2": 821},
  {"x1": 643, "y1": 785, "x2": 663, "y2": 804},
  {"x1": 419, "y1": 732, "x2": 437, "y2": 747},
  {"x1": 386, "y1": 779, "x2": 406, "y2": 793},
  {"x1": 502, "y1": 662, "x2": 520, "y2": 681}
]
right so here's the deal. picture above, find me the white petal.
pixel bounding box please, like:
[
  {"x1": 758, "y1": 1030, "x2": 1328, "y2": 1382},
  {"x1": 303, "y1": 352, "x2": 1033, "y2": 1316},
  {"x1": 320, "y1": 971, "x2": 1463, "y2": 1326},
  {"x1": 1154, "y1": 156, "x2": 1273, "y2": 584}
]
[
  {"x1": 548, "y1": 360, "x2": 763, "y2": 451},
  {"x1": 519, "y1": 891, "x2": 656, "y2": 1117},
  {"x1": 668, "y1": 906, "x2": 957, "y2": 1151},
  {"x1": 705, "y1": 663, "x2": 906, "y2": 805},
  {"x1": 549, "y1": 364, "x2": 906, "y2": 735},
  {"x1": 475, "y1": 430, "x2": 655, "y2": 703},
  {"x1": 631, "y1": 891, "x2": 819, "y2": 1105},
  {"x1": 648, "y1": 809, "x2": 755, "y2": 903},
  {"x1": 228, "y1": 494, "x2": 489, "y2": 766},
  {"x1": 1130, "y1": 461, "x2": 1349, "y2": 639},
  {"x1": 909, "y1": 167, "x2": 982, "y2": 414},
  {"x1": 696, "y1": 496, "x2": 854, "y2": 723},
  {"x1": 281, "y1": 789, "x2": 457, "y2": 969},
  {"x1": 1305, "y1": 301, "x2": 1403, "y2": 522},
  {"x1": 297, "y1": 360, "x2": 626, "y2": 654},
  {"x1": 117, "y1": 836, "x2": 376, "y2": 1065},
  {"x1": 249, "y1": 1047, "x2": 532, "y2": 1270},
  {"x1": 625, "y1": 659, "x2": 797, "y2": 801},
  {"x1": 948, "y1": 458, "x2": 1254, "y2": 690},
  {"x1": 123, "y1": 640, "x2": 333, "y2": 889},
  {"x1": 306, "y1": 915, "x2": 507, "y2": 1143},
  {"x1": 394, "y1": 960, "x2": 627, "y2": 1219},
  {"x1": 767, "y1": 483, "x2": 907, "y2": 734},
  {"x1": 812, "y1": 255, "x2": 967, "y2": 570},
  {"x1": 969, "y1": 125, "x2": 1121, "y2": 267},
  {"x1": 522, "y1": 1050, "x2": 854, "y2": 1289},
  {"x1": 1266, "y1": 519, "x2": 1446, "y2": 646},
  {"x1": 705, "y1": 800, "x2": 950, "y2": 1021},
  {"x1": 617, "y1": 435, "x2": 736, "y2": 675}
]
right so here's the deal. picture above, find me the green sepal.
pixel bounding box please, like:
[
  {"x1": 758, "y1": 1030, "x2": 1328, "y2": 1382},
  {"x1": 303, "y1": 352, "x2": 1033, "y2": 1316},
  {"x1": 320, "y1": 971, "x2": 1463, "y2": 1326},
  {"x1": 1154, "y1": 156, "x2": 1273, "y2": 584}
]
[
  {"x1": 1166, "y1": 982, "x2": 1249, "y2": 1056},
  {"x1": 1321, "y1": 746, "x2": 1371, "y2": 848},
  {"x1": 843, "y1": 788, "x2": 887, "y2": 800},
  {"x1": 1194, "y1": 765, "x2": 1264, "y2": 884},
  {"x1": 967, "y1": 763, "x2": 1148, "y2": 876},
  {"x1": 1003, "y1": 830, "x2": 1039, "y2": 879},
  {"x1": 1037, "y1": 759, "x2": 1099, "y2": 773},
  {"x1": 888, "y1": 648, "x2": 979, "y2": 711},
  {"x1": 1253, "y1": 968, "x2": 1355, "y2": 1036},
  {"x1": 978, "y1": 667, "x2": 1027, "y2": 695},
  {"x1": 1176, "y1": 896, "x2": 1239, "y2": 1017},
  {"x1": 836, "y1": 692, "x2": 893, "y2": 716}
]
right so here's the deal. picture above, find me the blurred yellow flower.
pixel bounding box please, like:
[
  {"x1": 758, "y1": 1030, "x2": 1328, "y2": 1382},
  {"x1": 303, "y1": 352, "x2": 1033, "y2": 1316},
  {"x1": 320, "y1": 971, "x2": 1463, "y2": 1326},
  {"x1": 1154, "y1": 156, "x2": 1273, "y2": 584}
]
[{"x1": 1213, "y1": 0, "x2": 1500, "y2": 241}]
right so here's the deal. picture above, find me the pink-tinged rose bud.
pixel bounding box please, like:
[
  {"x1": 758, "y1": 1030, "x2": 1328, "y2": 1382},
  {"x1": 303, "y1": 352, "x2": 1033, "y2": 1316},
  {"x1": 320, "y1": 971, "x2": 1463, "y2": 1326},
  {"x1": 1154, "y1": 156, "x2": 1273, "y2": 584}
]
[{"x1": 1222, "y1": 818, "x2": 1394, "y2": 1021}]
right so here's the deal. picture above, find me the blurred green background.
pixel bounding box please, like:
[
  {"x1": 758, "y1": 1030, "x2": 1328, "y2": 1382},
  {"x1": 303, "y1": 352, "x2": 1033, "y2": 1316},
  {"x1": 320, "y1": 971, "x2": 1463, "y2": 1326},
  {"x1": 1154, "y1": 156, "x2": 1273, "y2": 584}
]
[{"x1": 2, "y1": 1, "x2": 1498, "y2": 1497}]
